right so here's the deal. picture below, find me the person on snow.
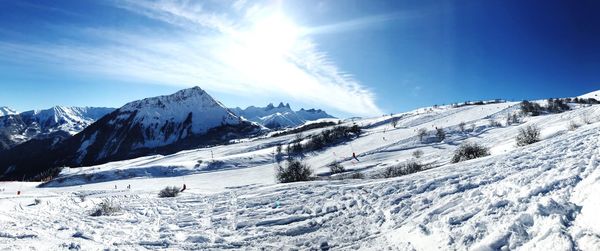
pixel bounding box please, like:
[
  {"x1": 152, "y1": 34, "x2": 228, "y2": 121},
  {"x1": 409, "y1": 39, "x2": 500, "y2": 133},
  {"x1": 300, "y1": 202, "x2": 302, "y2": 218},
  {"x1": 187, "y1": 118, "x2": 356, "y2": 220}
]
[
  {"x1": 181, "y1": 184, "x2": 187, "y2": 192},
  {"x1": 352, "y1": 152, "x2": 360, "y2": 162}
]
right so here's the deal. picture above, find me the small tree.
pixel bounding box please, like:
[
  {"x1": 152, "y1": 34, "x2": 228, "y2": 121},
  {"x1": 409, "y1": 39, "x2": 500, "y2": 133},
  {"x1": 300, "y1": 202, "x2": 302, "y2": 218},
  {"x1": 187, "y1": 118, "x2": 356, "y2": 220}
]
[
  {"x1": 412, "y1": 149, "x2": 424, "y2": 159},
  {"x1": 158, "y1": 186, "x2": 181, "y2": 198},
  {"x1": 417, "y1": 128, "x2": 428, "y2": 143},
  {"x1": 516, "y1": 125, "x2": 541, "y2": 146},
  {"x1": 512, "y1": 114, "x2": 519, "y2": 124},
  {"x1": 390, "y1": 117, "x2": 399, "y2": 128},
  {"x1": 451, "y1": 142, "x2": 490, "y2": 163},
  {"x1": 435, "y1": 127, "x2": 446, "y2": 142},
  {"x1": 276, "y1": 159, "x2": 313, "y2": 183}
]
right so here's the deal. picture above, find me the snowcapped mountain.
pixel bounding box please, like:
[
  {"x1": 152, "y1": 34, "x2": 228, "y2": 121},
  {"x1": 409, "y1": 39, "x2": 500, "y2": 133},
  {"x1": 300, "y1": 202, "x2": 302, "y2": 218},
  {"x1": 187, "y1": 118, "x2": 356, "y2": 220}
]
[
  {"x1": 232, "y1": 102, "x2": 334, "y2": 129},
  {"x1": 0, "y1": 106, "x2": 17, "y2": 117},
  {"x1": 0, "y1": 106, "x2": 114, "y2": 150},
  {"x1": 0, "y1": 87, "x2": 261, "y2": 180}
]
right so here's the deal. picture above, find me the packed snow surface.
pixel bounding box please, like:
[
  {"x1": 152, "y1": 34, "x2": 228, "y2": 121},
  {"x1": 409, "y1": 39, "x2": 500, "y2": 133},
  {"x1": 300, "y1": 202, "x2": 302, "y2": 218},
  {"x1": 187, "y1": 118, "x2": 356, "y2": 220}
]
[{"x1": 1, "y1": 101, "x2": 600, "y2": 250}]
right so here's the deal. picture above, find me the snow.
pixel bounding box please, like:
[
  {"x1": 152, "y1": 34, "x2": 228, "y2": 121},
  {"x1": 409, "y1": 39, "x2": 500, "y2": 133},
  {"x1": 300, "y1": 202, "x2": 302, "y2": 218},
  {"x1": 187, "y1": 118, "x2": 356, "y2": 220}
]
[
  {"x1": 579, "y1": 89, "x2": 600, "y2": 100},
  {"x1": 0, "y1": 106, "x2": 17, "y2": 117},
  {"x1": 0, "y1": 106, "x2": 113, "y2": 149},
  {"x1": 1, "y1": 100, "x2": 600, "y2": 249},
  {"x1": 117, "y1": 86, "x2": 242, "y2": 148},
  {"x1": 232, "y1": 102, "x2": 334, "y2": 128}
]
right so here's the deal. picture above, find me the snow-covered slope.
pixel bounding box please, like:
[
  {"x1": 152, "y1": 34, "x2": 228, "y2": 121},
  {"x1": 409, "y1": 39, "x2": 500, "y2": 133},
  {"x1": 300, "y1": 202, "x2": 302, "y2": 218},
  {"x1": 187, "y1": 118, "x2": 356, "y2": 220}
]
[
  {"x1": 232, "y1": 102, "x2": 334, "y2": 129},
  {"x1": 0, "y1": 106, "x2": 17, "y2": 117},
  {"x1": 580, "y1": 89, "x2": 600, "y2": 100},
  {"x1": 1, "y1": 98, "x2": 600, "y2": 249},
  {"x1": 0, "y1": 106, "x2": 113, "y2": 150}
]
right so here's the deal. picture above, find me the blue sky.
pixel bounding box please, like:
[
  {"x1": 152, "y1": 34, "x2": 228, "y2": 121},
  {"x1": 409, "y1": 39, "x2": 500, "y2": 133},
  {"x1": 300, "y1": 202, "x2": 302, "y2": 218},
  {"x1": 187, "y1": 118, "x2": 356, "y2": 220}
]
[{"x1": 0, "y1": 0, "x2": 599, "y2": 117}]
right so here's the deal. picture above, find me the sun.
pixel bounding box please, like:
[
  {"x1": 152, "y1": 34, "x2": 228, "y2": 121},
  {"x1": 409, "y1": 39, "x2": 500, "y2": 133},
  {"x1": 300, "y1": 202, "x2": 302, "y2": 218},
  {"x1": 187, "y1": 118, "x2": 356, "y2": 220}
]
[{"x1": 242, "y1": 13, "x2": 303, "y2": 58}]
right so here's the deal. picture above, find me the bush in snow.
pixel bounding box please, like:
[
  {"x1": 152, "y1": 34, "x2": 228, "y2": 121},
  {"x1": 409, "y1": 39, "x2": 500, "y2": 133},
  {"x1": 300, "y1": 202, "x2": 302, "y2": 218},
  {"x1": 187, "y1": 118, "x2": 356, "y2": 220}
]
[
  {"x1": 158, "y1": 186, "x2": 181, "y2": 198},
  {"x1": 520, "y1": 100, "x2": 544, "y2": 116},
  {"x1": 289, "y1": 125, "x2": 361, "y2": 155},
  {"x1": 276, "y1": 159, "x2": 313, "y2": 183},
  {"x1": 451, "y1": 142, "x2": 490, "y2": 163},
  {"x1": 381, "y1": 161, "x2": 424, "y2": 178},
  {"x1": 412, "y1": 149, "x2": 424, "y2": 159},
  {"x1": 582, "y1": 114, "x2": 592, "y2": 125},
  {"x1": 435, "y1": 127, "x2": 446, "y2": 142},
  {"x1": 516, "y1": 125, "x2": 541, "y2": 146},
  {"x1": 568, "y1": 121, "x2": 580, "y2": 131},
  {"x1": 390, "y1": 117, "x2": 399, "y2": 128},
  {"x1": 546, "y1": 98, "x2": 570, "y2": 113},
  {"x1": 488, "y1": 119, "x2": 502, "y2": 127},
  {"x1": 90, "y1": 199, "x2": 120, "y2": 216},
  {"x1": 328, "y1": 162, "x2": 345, "y2": 174},
  {"x1": 417, "y1": 128, "x2": 428, "y2": 143}
]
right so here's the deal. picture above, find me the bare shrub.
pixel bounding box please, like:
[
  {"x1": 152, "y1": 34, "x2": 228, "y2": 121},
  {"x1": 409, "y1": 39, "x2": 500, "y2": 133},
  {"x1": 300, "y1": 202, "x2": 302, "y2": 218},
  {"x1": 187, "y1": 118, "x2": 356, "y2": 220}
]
[
  {"x1": 417, "y1": 128, "x2": 428, "y2": 142},
  {"x1": 381, "y1": 161, "x2": 424, "y2": 178},
  {"x1": 435, "y1": 127, "x2": 446, "y2": 142},
  {"x1": 516, "y1": 125, "x2": 541, "y2": 146},
  {"x1": 451, "y1": 142, "x2": 490, "y2": 163},
  {"x1": 90, "y1": 199, "x2": 120, "y2": 216},
  {"x1": 489, "y1": 119, "x2": 502, "y2": 127},
  {"x1": 412, "y1": 150, "x2": 424, "y2": 159},
  {"x1": 582, "y1": 114, "x2": 592, "y2": 125},
  {"x1": 329, "y1": 162, "x2": 345, "y2": 174},
  {"x1": 158, "y1": 186, "x2": 181, "y2": 198},
  {"x1": 276, "y1": 159, "x2": 313, "y2": 183},
  {"x1": 568, "y1": 121, "x2": 580, "y2": 131},
  {"x1": 390, "y1": 117, "x2": 399, "y2": 128}
]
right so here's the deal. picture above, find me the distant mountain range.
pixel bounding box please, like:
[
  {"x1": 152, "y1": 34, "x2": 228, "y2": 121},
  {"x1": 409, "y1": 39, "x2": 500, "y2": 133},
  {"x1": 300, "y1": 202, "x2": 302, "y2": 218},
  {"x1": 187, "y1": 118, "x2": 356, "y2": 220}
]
[
  {"x1": 231, "y1": 102, "x2": 334, "y2": 129},
  {"x1": 0, "y1": 106, "x2": 114, "y2": 150},
  {"x1": 0, "y1": 87, "x2": 285, "y2": 180}
]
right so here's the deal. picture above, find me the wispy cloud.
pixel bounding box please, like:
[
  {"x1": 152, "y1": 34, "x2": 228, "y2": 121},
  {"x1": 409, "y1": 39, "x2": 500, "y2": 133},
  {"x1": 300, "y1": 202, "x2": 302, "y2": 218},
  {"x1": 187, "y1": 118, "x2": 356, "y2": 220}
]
[{"x1": 0, "y1": 0, "x2": 384, "y2": 116}]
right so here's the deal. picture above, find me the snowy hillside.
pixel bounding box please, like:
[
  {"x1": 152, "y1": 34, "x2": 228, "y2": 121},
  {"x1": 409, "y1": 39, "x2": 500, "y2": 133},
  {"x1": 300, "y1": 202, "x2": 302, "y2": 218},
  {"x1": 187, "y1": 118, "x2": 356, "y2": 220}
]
[
  {"x1": 232, "y1": 102, "x2": 334, "y2": 129},
  {"x1": 0, "y1": 106, "x2": 113, "y2": 150},
  {"x1": 580, "y1": 90, "x2": 600, "y2": 100},
  {"x1": 1, "y1": 97, "x2": 600, "y2": 250},
  {"x1": 0, "y1": 106, "x2": 17, "y2": 116}
]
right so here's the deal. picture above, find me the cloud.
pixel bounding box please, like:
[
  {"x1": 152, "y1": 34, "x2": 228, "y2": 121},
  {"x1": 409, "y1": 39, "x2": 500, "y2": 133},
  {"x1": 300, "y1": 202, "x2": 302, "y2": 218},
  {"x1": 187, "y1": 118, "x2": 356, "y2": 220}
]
[{"x1": 0, "y1": 0, "x2": 383, "y2": 116}]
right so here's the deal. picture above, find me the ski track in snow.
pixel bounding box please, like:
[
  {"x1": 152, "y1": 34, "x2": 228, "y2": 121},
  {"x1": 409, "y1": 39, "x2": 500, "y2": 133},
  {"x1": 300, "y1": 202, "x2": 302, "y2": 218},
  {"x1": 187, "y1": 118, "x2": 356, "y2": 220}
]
[{"x1": 1, "y1": 103, "x2": 600, "y2": 250}]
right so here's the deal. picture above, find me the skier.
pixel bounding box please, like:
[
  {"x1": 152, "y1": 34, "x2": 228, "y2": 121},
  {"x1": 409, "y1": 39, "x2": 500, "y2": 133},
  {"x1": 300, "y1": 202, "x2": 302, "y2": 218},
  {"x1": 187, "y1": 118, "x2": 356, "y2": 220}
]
[
  {"x1": 181, "y1": 184, "x2": 187, "y2": 192},
  {"x1": 352, "y1": 152, "x2": 360, "y2": 162},
  {"x1": 127, "y1": 184, "x2": 131, "y2": 189}
]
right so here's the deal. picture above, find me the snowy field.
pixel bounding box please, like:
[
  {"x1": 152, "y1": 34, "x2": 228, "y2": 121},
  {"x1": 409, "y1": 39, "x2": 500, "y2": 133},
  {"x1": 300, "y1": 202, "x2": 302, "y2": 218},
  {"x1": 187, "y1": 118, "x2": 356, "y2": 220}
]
[{"x1": 1, "y1": 102, "x2": 600, "y2": 250}]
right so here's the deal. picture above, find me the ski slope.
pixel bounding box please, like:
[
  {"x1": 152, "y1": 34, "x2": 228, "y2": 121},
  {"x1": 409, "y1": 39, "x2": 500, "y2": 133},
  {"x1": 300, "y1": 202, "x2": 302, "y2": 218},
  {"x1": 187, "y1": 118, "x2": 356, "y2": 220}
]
[{"x1": 1, "y1": 101, "x2": 600, "y2": 250}]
